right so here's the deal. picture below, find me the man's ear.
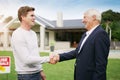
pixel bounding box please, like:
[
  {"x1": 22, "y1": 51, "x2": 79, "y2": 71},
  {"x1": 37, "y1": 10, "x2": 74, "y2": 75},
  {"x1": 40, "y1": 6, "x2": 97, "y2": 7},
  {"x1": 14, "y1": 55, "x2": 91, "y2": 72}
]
[
  {"x1": 21, "y1": 15, "x2": 25, "y2": 20},
  {"x1": 92, "y1": 15, "x2": 96, "y2": 21}
]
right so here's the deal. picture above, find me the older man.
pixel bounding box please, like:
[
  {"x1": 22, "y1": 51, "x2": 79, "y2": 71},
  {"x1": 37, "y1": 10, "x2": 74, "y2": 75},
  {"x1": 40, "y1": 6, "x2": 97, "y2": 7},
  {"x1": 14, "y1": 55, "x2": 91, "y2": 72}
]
[{"x1": 51, "y1": 9, "x2": 110, "y2": 80}]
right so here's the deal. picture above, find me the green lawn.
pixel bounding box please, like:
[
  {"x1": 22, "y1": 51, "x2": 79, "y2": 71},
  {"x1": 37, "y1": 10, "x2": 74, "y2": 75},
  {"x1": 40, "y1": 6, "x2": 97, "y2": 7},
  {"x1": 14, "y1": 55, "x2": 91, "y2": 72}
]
[{"x1": 0, "y1": 51, "x2": 120, "y2": 80}]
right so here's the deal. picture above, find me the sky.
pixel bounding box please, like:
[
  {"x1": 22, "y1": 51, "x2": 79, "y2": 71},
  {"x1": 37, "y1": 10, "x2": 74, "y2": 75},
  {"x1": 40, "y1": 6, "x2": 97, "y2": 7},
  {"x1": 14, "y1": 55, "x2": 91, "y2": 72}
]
[{"x1": 0, "y1": 0, "x2": 120, "y2": 20}]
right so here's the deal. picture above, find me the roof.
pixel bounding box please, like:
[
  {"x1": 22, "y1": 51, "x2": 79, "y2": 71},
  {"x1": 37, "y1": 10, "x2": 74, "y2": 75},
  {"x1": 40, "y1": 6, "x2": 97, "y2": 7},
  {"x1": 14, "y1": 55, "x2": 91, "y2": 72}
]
[
  {"x1": 0, "y1": 15, "x2": 85, "y2": 31},
  {"x1": 35, "y1": 16, "x2": 55, "y2": 28},
  {"x1": 50, "y1": 19, "x2": 85, "y2": 29},
  {"x1": 0, "y1": 18, "x2": 18, "y2": 31},
  {"x1": 36, "y1": 16, "x2": 85, "y2": 29}
]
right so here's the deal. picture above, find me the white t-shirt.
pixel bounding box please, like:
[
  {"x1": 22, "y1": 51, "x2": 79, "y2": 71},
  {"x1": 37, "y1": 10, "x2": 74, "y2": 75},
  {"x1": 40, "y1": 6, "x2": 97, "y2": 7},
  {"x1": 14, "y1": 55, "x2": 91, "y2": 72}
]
[{"x1": 11, "y1": 27, "x2": 49, "y2": 74}]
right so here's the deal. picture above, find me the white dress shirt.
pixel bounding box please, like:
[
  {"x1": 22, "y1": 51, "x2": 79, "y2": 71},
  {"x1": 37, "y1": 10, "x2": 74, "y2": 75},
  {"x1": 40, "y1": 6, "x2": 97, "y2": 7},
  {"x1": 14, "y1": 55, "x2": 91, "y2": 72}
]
[{"x1": 78, "y1": 25, "x2": 99, "y2": 53}]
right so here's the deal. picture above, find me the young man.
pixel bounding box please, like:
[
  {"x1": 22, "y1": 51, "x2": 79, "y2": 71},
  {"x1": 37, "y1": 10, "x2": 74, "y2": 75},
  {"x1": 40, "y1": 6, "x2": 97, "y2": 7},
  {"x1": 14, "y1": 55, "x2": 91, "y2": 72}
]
[
  {"x1": 51, "y1": 9, "x2": 110, "y2": 80},
  {"x1": 11, "y1": 6, "x2": 50, "y2": 80}
]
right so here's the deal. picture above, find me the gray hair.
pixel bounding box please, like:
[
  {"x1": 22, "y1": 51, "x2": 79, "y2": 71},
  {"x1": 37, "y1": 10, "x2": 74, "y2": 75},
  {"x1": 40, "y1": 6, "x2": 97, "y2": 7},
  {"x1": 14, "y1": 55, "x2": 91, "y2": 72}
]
[{"x1": 84, "y1": 9, "x2": 101, "y2": 22}]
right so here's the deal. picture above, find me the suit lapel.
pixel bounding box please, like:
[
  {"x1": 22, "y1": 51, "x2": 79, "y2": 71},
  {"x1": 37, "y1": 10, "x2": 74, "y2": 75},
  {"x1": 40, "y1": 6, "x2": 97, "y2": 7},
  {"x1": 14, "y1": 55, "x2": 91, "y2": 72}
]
[{"x1": 78, "y1": 26, "x2": 101, "y2": 54}]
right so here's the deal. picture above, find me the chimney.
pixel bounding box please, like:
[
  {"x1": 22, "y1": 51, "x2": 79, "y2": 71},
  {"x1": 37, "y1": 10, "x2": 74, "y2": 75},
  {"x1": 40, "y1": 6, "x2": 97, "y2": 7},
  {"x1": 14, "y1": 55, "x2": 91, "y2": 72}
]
[{"x1": 56, "y1": 12, "x2": 63, "y2": 27}]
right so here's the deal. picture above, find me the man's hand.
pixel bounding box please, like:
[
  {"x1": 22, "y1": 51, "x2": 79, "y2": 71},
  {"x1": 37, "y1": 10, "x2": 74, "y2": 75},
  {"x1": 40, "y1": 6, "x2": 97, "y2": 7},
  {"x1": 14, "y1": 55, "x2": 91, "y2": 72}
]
[
  {"x1": 40, "y1": 70, "x2": 46, "y2": 80},
  {"x1": 49, "y1": 54, "x2": 60, "y2": 64}
]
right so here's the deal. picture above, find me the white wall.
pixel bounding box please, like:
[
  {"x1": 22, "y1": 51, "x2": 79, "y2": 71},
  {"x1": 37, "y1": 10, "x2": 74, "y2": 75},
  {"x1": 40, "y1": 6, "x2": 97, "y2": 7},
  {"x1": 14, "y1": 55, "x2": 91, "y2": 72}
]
[
  {"x1": 55, "y1": 41, "x2": 70, "y2": 49},
  {"x1": 49, "y1": 30, "x2": 55, "y2": 46}
]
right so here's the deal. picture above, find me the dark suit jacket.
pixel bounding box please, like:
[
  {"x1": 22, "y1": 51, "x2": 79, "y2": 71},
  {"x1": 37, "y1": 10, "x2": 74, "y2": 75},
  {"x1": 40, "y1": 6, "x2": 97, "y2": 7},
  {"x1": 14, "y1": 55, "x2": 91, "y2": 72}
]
[{"x1": 59, "y1": 25, "x2": 110, "y2": 80}]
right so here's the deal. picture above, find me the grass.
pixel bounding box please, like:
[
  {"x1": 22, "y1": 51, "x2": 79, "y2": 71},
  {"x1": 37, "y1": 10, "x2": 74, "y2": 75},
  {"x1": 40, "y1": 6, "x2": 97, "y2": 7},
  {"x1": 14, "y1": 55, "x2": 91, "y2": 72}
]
[
  {"x1": 0, "y1": 51, "x2": 120, "y2": 80},
  {"x1": 107, "y1": 59, "x2": 120, "y2": 80}
]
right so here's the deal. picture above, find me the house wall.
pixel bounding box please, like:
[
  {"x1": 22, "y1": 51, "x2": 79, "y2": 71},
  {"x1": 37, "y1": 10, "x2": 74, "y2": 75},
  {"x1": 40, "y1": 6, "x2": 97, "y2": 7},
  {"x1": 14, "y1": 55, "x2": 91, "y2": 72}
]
[
  {"x1": 55, "y1": 41, "x2": 70, "y2": 49},
  {"x1": 45, "y1": 30, "x2": 71, "y2": 50},
  {"x1": 49, "y1": 30, "x2": 55, "y2": 45},
  {"x1": 0, "y1": 25, "x2": 72, "y2": 51},
  {"x1": 44, "y1": 30, "x2": 55, "y2": 50}
]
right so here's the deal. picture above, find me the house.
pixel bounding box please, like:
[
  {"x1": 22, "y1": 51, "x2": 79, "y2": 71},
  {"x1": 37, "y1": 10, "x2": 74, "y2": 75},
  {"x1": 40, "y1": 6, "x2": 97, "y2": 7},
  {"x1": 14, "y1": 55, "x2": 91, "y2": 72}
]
[{"x1": 0, "y1": 13, "x2": 86, "y2": 51}]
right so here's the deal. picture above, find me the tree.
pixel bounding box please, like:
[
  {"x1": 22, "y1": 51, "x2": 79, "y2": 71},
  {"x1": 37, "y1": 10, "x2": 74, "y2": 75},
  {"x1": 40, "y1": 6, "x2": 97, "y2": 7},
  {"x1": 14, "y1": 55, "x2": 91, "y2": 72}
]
[
  {"x1": 102, "y1": 9, "x2": 120, "y2": 22},
  {"x1": 110, "y1": 21, "x2": 120, "y2": 41},
  {"x1": 102, "y1": 10, "x2": 120, "y2": 41}
]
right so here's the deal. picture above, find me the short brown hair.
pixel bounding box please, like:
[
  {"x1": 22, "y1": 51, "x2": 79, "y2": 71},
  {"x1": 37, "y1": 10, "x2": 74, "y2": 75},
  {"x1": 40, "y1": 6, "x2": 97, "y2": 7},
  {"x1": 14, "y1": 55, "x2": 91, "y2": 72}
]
[{"x1": 18, "y1": 6, "x2": 35, "y2": 22}]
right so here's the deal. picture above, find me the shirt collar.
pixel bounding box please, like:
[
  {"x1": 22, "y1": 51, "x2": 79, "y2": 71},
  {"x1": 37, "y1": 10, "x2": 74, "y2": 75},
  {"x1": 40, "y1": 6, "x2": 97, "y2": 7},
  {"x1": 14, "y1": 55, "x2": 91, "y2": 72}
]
[{"x1": 86, "y1": 24, "x2": 99, "y2": 36}]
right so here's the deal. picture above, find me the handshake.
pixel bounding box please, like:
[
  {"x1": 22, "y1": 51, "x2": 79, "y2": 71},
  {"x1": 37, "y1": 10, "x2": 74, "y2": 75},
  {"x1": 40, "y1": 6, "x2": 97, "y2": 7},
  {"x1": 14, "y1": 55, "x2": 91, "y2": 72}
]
[{"x1": 49, "y1": 54, "x2": 60, "y2": 64}]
